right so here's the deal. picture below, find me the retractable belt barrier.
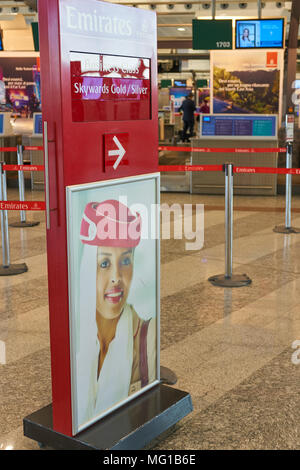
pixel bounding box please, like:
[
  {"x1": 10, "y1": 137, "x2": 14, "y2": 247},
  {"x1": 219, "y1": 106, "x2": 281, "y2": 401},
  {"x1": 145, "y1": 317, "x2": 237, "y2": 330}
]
[
  {"x1": 0, "y1": 147, "x2": 45, "y2": 275},
  {"x1": 0, "y1": 163, "x2": 28, "y2": 276},
  {"x1": 1, "y1": 143, "x2": 298, "y2": 279},
  {"x1": 160, "y1": 143, "x2": 300, "y2": 287},
  {"x1": 159, "y1": 164, "x2": 300, "y2": 175},
  {"x1": 159, "y1": 145, "x2": 286, "y2": 153}
]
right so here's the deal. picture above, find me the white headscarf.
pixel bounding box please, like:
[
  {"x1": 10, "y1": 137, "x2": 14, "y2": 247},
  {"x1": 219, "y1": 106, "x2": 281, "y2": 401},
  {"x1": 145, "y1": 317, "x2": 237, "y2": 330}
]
[{"x1": 75, "y1": 244, "x2": 134, "y2": 428}]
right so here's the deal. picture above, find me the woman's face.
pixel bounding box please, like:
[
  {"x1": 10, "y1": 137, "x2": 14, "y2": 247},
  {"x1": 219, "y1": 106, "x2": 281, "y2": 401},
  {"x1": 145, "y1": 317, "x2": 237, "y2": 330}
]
[
  {"x1": 243, "y1": 29, "x2": 249, "y2": 38},
  {"x1": 96, "y1": 246, "x2": 134, "y2": 319}
]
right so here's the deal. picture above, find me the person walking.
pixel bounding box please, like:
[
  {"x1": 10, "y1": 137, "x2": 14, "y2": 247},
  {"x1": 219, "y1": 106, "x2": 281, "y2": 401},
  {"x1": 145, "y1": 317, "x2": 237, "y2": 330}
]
[{"x1": 179, "y1": 93, "x2": 196, "y2": 143}]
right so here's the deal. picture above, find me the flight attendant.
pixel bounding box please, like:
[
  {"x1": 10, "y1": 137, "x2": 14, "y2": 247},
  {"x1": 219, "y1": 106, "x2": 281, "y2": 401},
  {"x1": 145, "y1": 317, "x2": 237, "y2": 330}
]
[{"x1": 76, "y1": 199, "x2": 156, "y2": 426}]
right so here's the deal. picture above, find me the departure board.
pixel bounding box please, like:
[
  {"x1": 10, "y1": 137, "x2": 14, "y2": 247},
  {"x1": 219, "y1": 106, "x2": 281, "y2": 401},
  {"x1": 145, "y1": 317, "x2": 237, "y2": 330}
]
[
  {"x1": 0, "y1": 114, "x2": 3, "y2": 136},
  {"x1": 33, "y1": 113, "x2": 43, "y2": 136},
  {"x1": 200, "y1": 115, "x2": 277, "y2": 140}
]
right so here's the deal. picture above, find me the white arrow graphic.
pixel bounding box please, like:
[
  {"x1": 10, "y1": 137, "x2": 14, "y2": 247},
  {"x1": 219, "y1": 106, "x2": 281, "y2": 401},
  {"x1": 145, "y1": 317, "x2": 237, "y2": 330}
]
[{"x1": 108, "y1": 136, "x2": 126, "y2": 170}]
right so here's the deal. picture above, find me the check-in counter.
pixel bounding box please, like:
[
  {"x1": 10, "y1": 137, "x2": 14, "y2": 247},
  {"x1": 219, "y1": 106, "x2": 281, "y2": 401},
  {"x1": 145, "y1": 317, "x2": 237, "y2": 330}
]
[{"x1": 190, "y1": 138, "x2": 278, "y2": 195}]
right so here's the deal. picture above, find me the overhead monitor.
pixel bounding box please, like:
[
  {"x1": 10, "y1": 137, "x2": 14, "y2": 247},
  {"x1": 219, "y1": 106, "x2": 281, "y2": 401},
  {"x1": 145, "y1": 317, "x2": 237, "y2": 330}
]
[
  {"x1": 235, "y1": 18, "x2": 284, "y2": 49},
  {"x1": 200, "y1": 114, "x2": 278, "y2": 140}
]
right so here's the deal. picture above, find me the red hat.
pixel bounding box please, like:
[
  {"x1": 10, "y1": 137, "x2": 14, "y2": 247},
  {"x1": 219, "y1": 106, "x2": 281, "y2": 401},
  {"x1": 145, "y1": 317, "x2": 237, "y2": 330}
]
[{"x1": 80, "y1": 200, "x2": 141, "y2": 247}]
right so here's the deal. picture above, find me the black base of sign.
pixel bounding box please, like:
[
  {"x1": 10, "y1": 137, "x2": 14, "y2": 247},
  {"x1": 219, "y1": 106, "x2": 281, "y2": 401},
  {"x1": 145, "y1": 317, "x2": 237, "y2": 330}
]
[
  {"x1": 273, "y1": 225, "x2": 300, "y2": 234},
  {"x1": 23, "y1": 384, "x2": 193, "y2": 450},
  {"x1": 10, "y1": 221, "x2": 40, "y2": 228},
  {"x1": 0, "y1": 263, "x2": 28, "y2": 276},
  {"x1": 208, "y1": 273, "x2": 252, "y2": 288}
]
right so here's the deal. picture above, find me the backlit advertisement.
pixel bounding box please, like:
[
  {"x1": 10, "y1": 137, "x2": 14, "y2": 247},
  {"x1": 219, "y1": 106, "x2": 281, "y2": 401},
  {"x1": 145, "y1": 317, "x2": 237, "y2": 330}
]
[{"x1": 66, "y1": 173, "x2": 160, "y2": 434}]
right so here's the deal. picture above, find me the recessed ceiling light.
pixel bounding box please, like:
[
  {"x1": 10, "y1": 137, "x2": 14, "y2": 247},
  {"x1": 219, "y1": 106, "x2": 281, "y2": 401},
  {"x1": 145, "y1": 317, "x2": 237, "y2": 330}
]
[{"x1": 177, "y1": 27, "x2": 186, "y2": 31}]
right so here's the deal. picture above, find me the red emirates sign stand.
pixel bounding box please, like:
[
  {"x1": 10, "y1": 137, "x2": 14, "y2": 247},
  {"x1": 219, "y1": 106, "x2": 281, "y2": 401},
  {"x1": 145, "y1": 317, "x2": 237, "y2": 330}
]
[{"x1": 23, "y1": 0, "x2": 192, "y2": 450}]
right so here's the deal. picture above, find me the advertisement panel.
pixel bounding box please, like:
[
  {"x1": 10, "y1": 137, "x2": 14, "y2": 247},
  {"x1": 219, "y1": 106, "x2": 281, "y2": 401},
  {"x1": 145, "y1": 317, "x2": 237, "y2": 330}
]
[
  {"x1": 67, "y1": 173, "x2": 160, "y2": 434},
  {"x1": 211, "y1": 49, "x2": 284, "y2": 118},
  {"x1": 0, "y1": 55, "x2": 41, "y2": 117}
]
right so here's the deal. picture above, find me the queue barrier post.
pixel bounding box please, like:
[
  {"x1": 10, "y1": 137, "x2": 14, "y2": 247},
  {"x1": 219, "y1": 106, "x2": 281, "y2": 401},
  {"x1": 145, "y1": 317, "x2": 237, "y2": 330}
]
[
  {"x1": 0, "y1": 163, "x2": 28, "y2": 276},
  {"x1": 208, "y1": 163, "x2": 252, "y2": 288},
  {"x1": 273, "y1": 142, "x2": 300, "y2": 234},
  {"x1": 9, "y1": 144, "x2": 40, "y2": 228}
]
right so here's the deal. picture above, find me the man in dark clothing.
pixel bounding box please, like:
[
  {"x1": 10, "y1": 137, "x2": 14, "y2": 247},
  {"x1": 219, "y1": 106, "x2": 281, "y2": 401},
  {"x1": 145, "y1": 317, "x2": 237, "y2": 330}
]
[{"x1": 179, "y1": 93, "x2": 196, "y2": 142}]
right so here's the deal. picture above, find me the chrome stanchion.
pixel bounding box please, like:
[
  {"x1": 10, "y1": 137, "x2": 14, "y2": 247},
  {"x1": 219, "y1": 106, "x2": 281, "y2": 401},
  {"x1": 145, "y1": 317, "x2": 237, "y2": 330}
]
[
  {"x1": 274, "y1": 143, "x2": 300, "y2": 234},
  {"x1": 208, "y1": 163, "x2": 252, "y2": 288},
  {"x1": 0, "y1": 163, "x2": 28, "y2": 276},
  {"x1": 9, "y1": 144, "x2": 39, "y2": 228}
]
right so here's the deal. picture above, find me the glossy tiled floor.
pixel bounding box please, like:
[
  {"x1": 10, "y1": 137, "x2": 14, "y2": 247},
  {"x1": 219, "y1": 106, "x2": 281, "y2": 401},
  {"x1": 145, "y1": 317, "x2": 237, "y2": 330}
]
[{"x1": 0, "y1": 187, "x2": 300, "y2": 450}]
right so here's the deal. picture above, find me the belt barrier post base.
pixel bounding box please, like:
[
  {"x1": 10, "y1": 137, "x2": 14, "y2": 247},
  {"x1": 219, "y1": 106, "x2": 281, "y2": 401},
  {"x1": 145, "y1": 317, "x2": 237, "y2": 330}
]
[
  {"x1": 9, "y1": 221, "x2": 40, "y2": 228},
  {"x1": 160, "y1": 366, "x2": 177, "y2": 385},
  {"x1": 273, "y1": 225, "x2": 300, "y2": 234},
  {"x1": 208, "y1": 273, "x2": 252, "y2": 288},
  {"x1": 0, "y1": 263, "x2": 28, "y2": 276}
]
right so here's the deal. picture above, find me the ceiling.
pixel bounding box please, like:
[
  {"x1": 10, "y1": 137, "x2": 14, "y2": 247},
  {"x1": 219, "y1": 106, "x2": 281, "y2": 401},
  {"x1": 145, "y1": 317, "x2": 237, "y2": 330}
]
[
  {"x1": 0, "y1": 1, "x2": 295, "y2": 49},
  {"x1": 106, "y1": 0, "x2": 293, "y2": 47}
]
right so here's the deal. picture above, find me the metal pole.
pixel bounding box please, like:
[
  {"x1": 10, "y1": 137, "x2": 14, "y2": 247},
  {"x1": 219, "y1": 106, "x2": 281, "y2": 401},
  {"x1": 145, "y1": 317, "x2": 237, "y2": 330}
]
[
  {"x1": 285, "y1": 143, "x2": 292, "y2": 229},
  {"x1": 225, "y1": 163, "x2": 233, "y2": 278},
  {"x1": 0, "y1": 163, "x2": 9, "y2": 267},
  {"x1": 10, "y1": 144, "x2": 39, "y2": 228},
  {"x1": 2, "y1": 166, "x2": 10, "y2": 267},
  {"x1": 212, "y1": 0, "x2": 216, "y2": 20},
  {"x1": 17, "y1": 144, "x2": 26, "y2": 224},
  {"x1": 208, "y1": 163, "x2": 251, "y2": 288},
  {"x1": 0, "y1": 162, "x2": 28, "y2": 276},
  {"x1": 258, "y1": 0, "x2": 262, "y2": 19},
  {"x1": 273, "y1": 142, "x2": 300, "y2": 233}
]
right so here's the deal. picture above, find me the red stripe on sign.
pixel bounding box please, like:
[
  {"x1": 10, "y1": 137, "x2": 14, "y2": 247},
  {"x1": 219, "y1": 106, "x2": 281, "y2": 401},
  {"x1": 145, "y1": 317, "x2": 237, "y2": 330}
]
[
  {"x1": 3, "y1": 165, "x2": 45, "y2": 172},
  {"x1": 24, "y1": 146, "x2": 44, "y2": 151},
  {"x1": 158, "y1": 146, "x2": 286, "y2": 153},
  {"x1": 159, "y1": 165, "x2": 223, "y2": 172},
  {"x1": 0, "y1": 201, "x2": 46, "y2": 211},
  {"x1": 0, "y1": 147, "x2": 18, "y2": 152}
]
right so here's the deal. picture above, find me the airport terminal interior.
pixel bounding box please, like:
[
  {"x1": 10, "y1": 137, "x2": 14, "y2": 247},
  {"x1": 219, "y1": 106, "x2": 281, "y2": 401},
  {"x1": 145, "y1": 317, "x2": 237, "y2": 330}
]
[{"x1": 1, "y1": 0, "x2": 300, "y2": 451}]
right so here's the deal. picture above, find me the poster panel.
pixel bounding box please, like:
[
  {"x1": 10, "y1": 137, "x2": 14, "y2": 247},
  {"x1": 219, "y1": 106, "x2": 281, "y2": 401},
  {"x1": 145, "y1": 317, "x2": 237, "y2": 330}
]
[
  {"x1": 0, "y1": 54, "x2": 41, "y2": 117},
  {"x1": 66, "y1": 173, "x2": 160, "y2": 434},
  {"x1": 211, "y1": 49, "x2": 284, "y2": 119}
]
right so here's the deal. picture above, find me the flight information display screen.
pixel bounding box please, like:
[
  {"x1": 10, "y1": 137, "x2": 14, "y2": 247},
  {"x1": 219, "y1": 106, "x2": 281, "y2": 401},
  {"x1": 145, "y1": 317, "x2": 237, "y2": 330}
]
[
  {"x1": 33, "y1": 113, "x2": 43, "y2": 135},
  {"x1": 0, "y1": 114, "x2": 4, "y2": 135},
  {"x1": 201, "y1": 115, "x2": 277, "y2": 139},
  {"x1": 235, "y1": 19, "x2": 284, "y2": 49},
  {"x1": 70, "y1": 52, "x2": 151, "y2": 122}
]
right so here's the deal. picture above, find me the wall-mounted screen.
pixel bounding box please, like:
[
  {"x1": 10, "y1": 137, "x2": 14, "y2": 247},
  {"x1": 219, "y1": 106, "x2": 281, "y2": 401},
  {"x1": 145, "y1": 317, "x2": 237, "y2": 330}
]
[
  {"x1": 70, "y1": 52, "x2": 151, "y2": 122},
  {"x1": 33, "y1": 113, "x2": 43, "y2": 136},
  {"x1": 173, "y1": 80, "x2": 186, "y2": 88},
  {"x1": 235, "y1": 19, "x2": 284, "y2": 49},
  {"x1": 0, "y1": 33, "x2": 3, "y2": 51},
  {"x1": 200, "y1": 114, "x2": 278, "y2": 140},
  {"x1": 169, "y1": 87, "x2": 193, "y2": 112},
  {"x1": 0, "y1": 114, "x2": 4, "y2": 135}
]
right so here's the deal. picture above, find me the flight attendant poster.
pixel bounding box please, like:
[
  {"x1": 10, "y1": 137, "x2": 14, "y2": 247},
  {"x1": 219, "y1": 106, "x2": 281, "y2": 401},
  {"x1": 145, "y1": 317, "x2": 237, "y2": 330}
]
[{"x1": 66, "y1": 173, "x2": 160, "y2": 434}]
